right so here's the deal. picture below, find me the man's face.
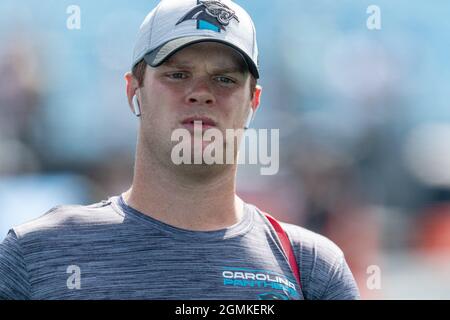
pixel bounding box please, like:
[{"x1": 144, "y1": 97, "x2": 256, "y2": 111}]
[{"x1": 132, "y1": 42, "x2": 260, "y2": 167}]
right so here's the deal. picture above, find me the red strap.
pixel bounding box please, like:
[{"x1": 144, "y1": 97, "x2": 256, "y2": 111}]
[{"x1": 262, "y1": 211, "x2": 302, "y2": 289}]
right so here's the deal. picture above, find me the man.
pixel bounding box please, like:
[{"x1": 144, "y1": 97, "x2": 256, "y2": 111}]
[{"x1": 0, "y1": 0, "x2": 360, "y2": 300}]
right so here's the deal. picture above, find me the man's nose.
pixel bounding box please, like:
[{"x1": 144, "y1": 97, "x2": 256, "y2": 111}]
[{"x1": 185, "y1": 78, "x2": 216, "y2": 106}]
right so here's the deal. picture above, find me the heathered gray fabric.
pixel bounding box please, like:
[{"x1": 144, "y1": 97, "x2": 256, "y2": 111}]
[{"x1": 0, "y1": 196, "x2": 360, "y2": 300}]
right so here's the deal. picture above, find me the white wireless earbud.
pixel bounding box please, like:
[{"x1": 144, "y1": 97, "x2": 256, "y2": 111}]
[
  {"x1": 244, "y1": 108, "x2": 256, "y2": 130},
  {"x1": 132, "y1": 95, "x2": 141, "y2": 117}
]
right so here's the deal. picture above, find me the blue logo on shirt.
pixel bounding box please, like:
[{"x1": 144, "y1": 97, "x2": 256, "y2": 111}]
[{"x1": 222, "y1": 267, "x2": 300, "y2": 300}]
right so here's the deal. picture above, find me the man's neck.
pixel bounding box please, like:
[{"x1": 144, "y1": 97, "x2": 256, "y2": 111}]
[{"x1": 123, "y1": 157, "x2": 244, "y2": 231}]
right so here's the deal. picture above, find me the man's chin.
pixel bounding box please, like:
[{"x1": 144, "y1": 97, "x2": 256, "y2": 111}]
[{"x1": 173, "y1": 162, "x2": 235, "y2": 183}]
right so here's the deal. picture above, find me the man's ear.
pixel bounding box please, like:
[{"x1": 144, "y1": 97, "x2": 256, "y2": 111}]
[
  {"x1": 251, "y1": 85, "x2": 262, "y2": 112},
  {"x1": 125, "y1": 72, "x2": 140, "y2": 115},
  {"x1": 245, "y1": 85, "x2": 262, "y2": 129}
]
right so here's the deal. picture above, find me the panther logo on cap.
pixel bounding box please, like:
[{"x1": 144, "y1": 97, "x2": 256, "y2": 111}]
[{"x1": 176, "y1": 0, "x2": 239, "y2": 32}]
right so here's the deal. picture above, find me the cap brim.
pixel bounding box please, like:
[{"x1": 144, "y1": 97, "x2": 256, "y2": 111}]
[{"x1": 143, "y1": 36, "x2": 259, "y2": 79}]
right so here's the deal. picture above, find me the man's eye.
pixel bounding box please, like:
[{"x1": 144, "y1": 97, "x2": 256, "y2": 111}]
[{"x1": 216, "y1": 76, "x2": 235, "y2": 84}]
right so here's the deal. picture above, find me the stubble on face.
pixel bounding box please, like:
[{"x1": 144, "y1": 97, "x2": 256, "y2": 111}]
[{"x1": 136, "y1": 42, "x2": 254, "y2": 180}]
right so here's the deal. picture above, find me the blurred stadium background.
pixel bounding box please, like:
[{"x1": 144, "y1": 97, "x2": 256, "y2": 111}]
[{"x1": 0, "y1": 0, "x2": 449, "y2": 299}]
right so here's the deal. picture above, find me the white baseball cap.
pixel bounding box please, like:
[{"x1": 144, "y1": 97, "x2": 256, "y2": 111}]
[{"x1": 132, "y1": 0, "x2": 259, "y2": 79}]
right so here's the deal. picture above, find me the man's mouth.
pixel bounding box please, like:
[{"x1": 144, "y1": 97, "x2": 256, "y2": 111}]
[{"x1": 181, "y1": 116, "x2": 217, "y2": 130}]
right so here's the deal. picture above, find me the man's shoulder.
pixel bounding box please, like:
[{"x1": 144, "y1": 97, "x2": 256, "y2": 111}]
[
  {"x1": 277, "y1": 221, "x2": 359, "y2": 299},
  {"x1": 279, "y1": 221, "x2": 344, "y2": 258},
  {"x1": 249, "y1": 205, "x2": 344, "y2": 261},
  {"x1": 11, "y1": 198, "x2": 122, "y2": 240}
]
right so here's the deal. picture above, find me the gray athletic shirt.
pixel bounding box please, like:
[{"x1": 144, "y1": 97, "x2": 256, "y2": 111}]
[{"x1": 0, "y1": 196, "x2": 360, "y2": 300}]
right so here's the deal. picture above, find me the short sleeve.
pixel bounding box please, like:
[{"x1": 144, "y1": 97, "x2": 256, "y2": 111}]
[
  {"x1": 0, "y1": 230, "x2": 30, "y2": 300},
  {"x1": 320, "y1": 253, "x2": 360, "y2": 300},
  {"x1": 281, "y1": 223, "x2": 360, "y2": 300}
]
